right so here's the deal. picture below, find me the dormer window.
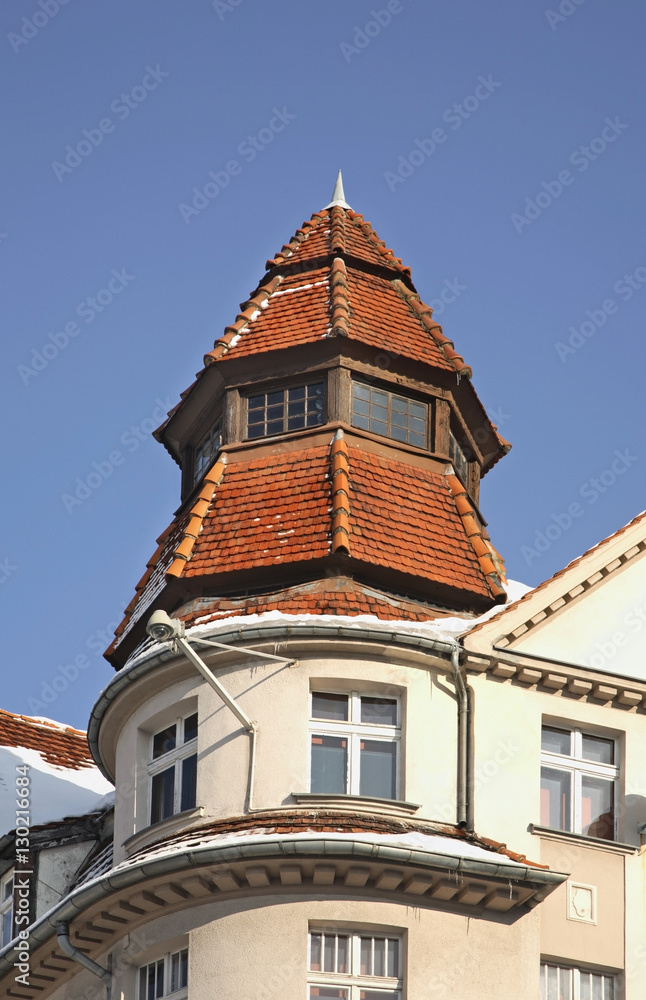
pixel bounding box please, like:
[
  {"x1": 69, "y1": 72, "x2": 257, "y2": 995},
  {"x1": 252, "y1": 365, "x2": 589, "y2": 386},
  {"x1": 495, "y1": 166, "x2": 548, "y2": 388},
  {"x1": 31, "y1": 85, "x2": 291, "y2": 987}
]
[
  {"x1": 449, "y1": 429, "x2": 469, "y2": 483},
  {"x1": 351, "y1": 381, "x2": 428, "y2": 448},
  {"x1": 193, "y1": 423, "x2": 221, "y2": 485},
  {"x1": 246, "y1": 381, "x2": 326, "y2": 439}
]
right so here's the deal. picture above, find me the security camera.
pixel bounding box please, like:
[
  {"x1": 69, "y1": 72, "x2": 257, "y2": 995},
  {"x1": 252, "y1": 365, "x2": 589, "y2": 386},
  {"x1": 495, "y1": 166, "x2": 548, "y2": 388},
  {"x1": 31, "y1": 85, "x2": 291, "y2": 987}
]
[{"x1": 146, "y1": 609, "x2": 184, "y2": 642}]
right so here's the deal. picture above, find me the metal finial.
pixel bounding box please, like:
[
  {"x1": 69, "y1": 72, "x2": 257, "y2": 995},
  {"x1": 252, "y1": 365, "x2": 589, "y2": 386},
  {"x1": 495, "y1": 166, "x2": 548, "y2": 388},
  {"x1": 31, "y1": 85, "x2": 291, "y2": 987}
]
[{"x1": 324, "y1": 169, "x2": 351, "y2": 209}]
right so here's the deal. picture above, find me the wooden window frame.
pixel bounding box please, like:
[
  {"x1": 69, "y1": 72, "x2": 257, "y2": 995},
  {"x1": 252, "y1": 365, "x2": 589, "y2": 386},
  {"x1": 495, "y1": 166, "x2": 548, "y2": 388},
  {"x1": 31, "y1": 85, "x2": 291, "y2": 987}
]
[
  {"x1": 350, "y1": 379, "x2": 430, "y2": 450},
  {"x1": 245, "y1": 380, "x2": 327, "y2": 439}
]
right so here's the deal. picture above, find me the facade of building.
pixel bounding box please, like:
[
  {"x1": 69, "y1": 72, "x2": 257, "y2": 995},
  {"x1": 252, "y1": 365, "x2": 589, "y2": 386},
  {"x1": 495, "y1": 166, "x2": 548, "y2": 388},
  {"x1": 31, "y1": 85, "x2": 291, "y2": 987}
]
[{"x1": 1, "y1": 178, "x2": 643, "y2": 999}]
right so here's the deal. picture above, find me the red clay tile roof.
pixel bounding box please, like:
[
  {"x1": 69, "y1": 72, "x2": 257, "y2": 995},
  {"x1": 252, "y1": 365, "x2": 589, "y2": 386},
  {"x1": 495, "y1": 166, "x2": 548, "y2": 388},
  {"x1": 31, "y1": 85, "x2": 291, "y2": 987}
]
[
  {"x1": 176, "y1": 578, "x2": 464, "y2": 629},
  {"x1": 347, "y1": 446, "x2": 496, "y2": 600},
  {"x1": 200, "y1": 207, "x2": 470, "y2": 376},
  {"x1": 122, "y1": 809, "x2": 548, "y2": 871},
  {"x1": 0, "y1": 709, "x2": 95, "y2": 770},
  {"x1": 108, "y1": 432, "x2": 505, "y2": 664}
]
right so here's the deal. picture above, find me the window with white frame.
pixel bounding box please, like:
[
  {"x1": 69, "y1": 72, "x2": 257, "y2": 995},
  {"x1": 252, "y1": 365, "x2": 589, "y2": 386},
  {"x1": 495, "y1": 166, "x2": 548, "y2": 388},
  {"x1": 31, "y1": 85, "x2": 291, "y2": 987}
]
[
  {"x1": 308, "y1": 929, "x2": 402, "y2": 999},
  {"x1": 540, "y1": 725, "x2": 618, "y2": 841},
  {"x1": 540, "y1": 961, "x2": 615, "y2": 999},
  {"x1": 148, "y1": 713, "x2": 198, "y2": 825},
  {"x1": 309, "y1": 692, "x2": 400, "y2": 800},
  {"x1": 0, "y1": 870, "x2": 13, "y2": 948},
  {"x1": 138, "y1": 948, "x2": 188, "y2": 999}
]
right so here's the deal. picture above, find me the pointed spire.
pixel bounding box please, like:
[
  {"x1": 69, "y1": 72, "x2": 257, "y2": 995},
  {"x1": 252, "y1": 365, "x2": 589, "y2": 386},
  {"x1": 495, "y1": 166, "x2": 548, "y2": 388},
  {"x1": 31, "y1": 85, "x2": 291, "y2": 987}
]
[{"x1": 324, "y1": 169, "x2": 352, "y2": 210}]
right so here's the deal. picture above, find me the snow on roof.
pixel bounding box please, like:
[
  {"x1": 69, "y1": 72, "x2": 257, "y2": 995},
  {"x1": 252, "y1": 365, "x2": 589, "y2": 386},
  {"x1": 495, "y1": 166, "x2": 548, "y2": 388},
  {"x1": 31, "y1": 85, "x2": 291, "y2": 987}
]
[{"x1": 0, "y1": 710, "x2": 114, "y2": 831}]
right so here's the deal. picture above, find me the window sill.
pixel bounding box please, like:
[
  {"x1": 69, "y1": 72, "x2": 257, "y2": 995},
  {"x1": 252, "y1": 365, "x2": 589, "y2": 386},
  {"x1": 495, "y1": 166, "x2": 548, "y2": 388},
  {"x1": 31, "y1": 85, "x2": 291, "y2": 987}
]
[
  {"x1": 292, "y1": 793, "x2": 420, "y2": 817},
  {"x1": 124, "y1": 806, "x2": 205, "y2": 855},
  {"x1": 529, "y1": 824, "x2": 638, "y2": 854}
]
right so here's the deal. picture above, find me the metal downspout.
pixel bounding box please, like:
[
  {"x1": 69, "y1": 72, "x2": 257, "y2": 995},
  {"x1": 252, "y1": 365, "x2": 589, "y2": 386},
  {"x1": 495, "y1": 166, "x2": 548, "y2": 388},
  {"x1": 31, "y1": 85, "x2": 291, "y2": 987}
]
[
  {"x1": 451, "y1": 644, "x2": 469, "y2": 829},
  {"x1": 56, "y1": 922, "x2": 111, "y2": 999}
]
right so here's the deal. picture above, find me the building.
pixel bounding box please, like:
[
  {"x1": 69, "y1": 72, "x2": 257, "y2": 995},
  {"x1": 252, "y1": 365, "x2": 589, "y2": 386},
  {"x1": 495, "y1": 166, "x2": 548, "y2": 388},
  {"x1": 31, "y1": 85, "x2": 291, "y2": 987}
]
[{"x1": 1, "y1": 176, "x2": 643, "y2": 999}]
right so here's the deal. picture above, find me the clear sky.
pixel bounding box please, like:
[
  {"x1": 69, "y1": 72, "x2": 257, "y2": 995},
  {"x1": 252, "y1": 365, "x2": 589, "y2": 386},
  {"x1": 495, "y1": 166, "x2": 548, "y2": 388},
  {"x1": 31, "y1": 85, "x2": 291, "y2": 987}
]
[{"x1": 2, "y1": 0, "x2": 645, "y2": 730}]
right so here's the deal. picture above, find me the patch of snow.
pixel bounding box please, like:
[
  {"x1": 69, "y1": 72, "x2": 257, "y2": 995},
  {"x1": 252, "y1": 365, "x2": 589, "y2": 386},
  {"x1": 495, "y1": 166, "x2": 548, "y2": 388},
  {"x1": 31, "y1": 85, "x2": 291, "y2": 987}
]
[
  {"x1": 273, "y1": 280, "x2": 327, "y2": 296},
  {"x1": 0, "y1": 747, "x2": 114, "y2": 830}
]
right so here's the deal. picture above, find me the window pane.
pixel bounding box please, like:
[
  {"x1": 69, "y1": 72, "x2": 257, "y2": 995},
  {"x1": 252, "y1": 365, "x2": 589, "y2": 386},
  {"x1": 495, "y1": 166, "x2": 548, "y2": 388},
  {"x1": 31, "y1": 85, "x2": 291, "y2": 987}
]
[
  {"x1": 153, "y1": 724, "x2": 176, "y2": 759},
  {"x1": 336, "y1": 935, "x2": 348, "y2": 974},
  {"x1": 360, "y1": 937, "x2": 372, "y2": 975},
  {"x1": 388, "y1": 939, "x2": 399, "y2": 978},
  {"x1": 409, "y1": 430, "x2": 425, "y2": 448},
  {"x1": 310, "y1": 933, "x2": 322, "y2": 971},
  {"x1": 360, "y1": 740, "x2": 397, "y2": 799},
  {"x1": 183, "y1": 713, "x2": 198, "y2": 742},
  {"x1": 181, "y1": 753, "x2": 197, "y2": 812},
  {"x1": 309, "y1": 990, "x2": 348, "y2": 999},
  {"x1": 155, "y1": 959, "x2": 164, "y2": 998},
  {"x1": 369, "y1": 416, "x2": 388, "y2": 435},
  {"x1": 541, "y1": 726, "x2": 571, "y2": 756},
  {"x1": 582, "y1": 776, "x2": 614, "y2": 840},
  {"x1": 311, "y1": 735, "x2": 347, "y2": 793},
  {"x1": 353, "y1": 383, "x2": 371, "y2": 401},
  {"x1": 267, "y1": 391, "x2": 283, "y2": 406},
  {"x1": 353, "y1": 397, "x2": 370, "y2": 417},
  {"x1": 581, "y1": 735, "x2": 614, "y2": 765},
  {"x1": 360, "y1": 993, "x2": 399, "y2": 1000},
  {"x1": 151, "y1": 767, "x2": 175, "y2": 823},
  {"x1": 540, "y1": 767, "x2": 571, "y2": 830},
  {"x1": 361, "y1": 697, "x2": 397, "y2": 726},
  {"x1": 323, "y1": 934, "x2": 335, "y2": 972},
  {"x1": 312, "y1": 692, "x2": 348, "y2": 721},
  {"x1": 289, "y1": 386, "x2": 305, "y2": 401},
  {"x1": 373, "y1": 938, "x2": 385, "y2": 977},
  {"x1": 2, "y1": 909, "x2": 12, "y2": 946},
  {"x1": 2, "y1": 877, "x2": 12, "y2": 902}
]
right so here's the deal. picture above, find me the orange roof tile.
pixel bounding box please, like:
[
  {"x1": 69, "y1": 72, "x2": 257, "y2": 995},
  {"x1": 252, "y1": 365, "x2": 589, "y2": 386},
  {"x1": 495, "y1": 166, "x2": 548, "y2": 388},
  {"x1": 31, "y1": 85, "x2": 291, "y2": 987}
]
[
  {"x1": 0, "y1": 710, "x2": 95, "y2": 770},
  {"x1": 177, "y1": 578, "x2": 461, "y2": 628},
  {"x1": 348, "y1": 447, "x2": 498, "y2": 600},
  {"x1": 185, "y1": 446, "x2": 331, "y2": 576},
  {"x1": 198, "y1": 207, "x2": 469, "y2": 375}
]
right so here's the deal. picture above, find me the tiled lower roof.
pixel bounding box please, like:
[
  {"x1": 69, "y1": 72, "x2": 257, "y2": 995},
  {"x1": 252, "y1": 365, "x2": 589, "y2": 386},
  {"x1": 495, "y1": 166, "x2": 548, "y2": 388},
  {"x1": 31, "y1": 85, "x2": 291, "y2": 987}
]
[
  {"x1": 0, "y1": 710, "x2": 95, "y2": 770},
  {"x1": 118, "y1": 810, "x2": 548, "y2": 872},
  {"x1": 177, "y1": 578, "x2": 463, "y2": 629}
]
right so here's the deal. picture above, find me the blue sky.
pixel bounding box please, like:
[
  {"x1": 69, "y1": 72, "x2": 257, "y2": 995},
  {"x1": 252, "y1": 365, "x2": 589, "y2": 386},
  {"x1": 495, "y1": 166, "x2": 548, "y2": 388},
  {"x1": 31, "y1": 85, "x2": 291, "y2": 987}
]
[{"x1": 2, "y1": 0, "x2": 645, "y2": 730}]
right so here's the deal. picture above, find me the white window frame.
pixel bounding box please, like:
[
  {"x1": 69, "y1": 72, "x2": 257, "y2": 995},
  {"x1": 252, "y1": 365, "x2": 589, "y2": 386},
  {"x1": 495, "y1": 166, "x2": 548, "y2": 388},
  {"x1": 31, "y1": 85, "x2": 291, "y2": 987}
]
[
  {"x1": 308, "y1": 928, "x2": 403, "y2": 999},
  {"x1": 309, "y1": 691, "x2": 401, "y2": 800},
  {"x1": 0, "y1": 870, "x2": 14, "y2": 948},
  {"x1": 540, "y1": 724, "x2": 619, "y2": 840},
  {"x1": 137, "y1": 948, "x2": 188, "y2": 999},
  {"x1": 148, "y1": 713, "x2": 198, "y2": 825},
  {"x1": 540, "y1": 960, "x2": 615, "y2": 999}
]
